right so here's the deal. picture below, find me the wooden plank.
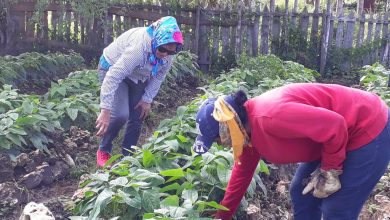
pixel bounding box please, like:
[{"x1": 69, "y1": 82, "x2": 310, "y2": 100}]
[
  {"x1": 221, "y1": 7, "x2": 230, "y2": 57},
  {"x1": 357, "y1": 0, "x2": 364, "y2": 15},
  {"x1": 25, "y1": 11, "x2": 34, "y2": 38},
  {"x1": 194, "y1": 6, "x2": 200, "y2": 55},
  {"x1": 336, "y1": 0, "x2": 343, "y2": 16},
  {"x1": 300, "y1": 7, "x2": 309, "y2": 40},
  {"x1": 311, "y1": 0, "x2": 320, "y2": 45},
  {"x1": 381, "y1": 12, "x2": 389, "y2": 65},
  {"x1": 366, "y1": 12, "x2": 374, "y2": 44},
  {"x1": 211, "y1": 12, "x2": 220, "y2": 65},
  {"x1": 320, "y1": 0, "x2": 332, "y2": 75},
  {"x1": 374, "y1": 14, "x2": 383, "y2": 61},
  {"x1": 198, "y1": 9, "x2": 209, "y2": 71},
  {"x1": 73, "y1": 12, "x2": 79, "y2": 44},
  {"x1": 229, "y1": 7, "x2": 236, "y2": 55},
  {"x1": 252, "y1": 4, "x2": 260, "y2": 56},
  {"x1": 123, "y1": 16, "x2": 131, "y2": 31},
  {"x1": 130, "y1": 16, "x2": 138, "y2": 29},
  {"x1": 104, "y1": 13, "x2": 113, "y2": 45},
  {"x1": 343, "y1": 12, "x2": 355, "y2": 49},
  {"x1": 57, "y1": 10, "x2": 64, "y2": 41},
  {"x1": 114, "y1": 15, "x2": 122, "y2": 38},
  {"x1": 291, "y1": 0, "x2": 299, "y2": 25},
  {"x1": 235, "y1": 1, "x2": 244, "y2": 57},
  {"x1": 65, "y1": 10, "x2": 71, "y2": 42},
  {"x1": 41, "y1": 11, "x2": 49, "y2": 40},
  {"x1": 342, "y1": 11, "x2": 355, "y2": 72},
  {"x1": 80, "y1": 15, "x2": 85, "y2": 44},
  {"x1": 260, "y1": 5, "x2": 270, "y2": 54},
  {"x1": 51, "y1": 10, "x2": 58, "y2": 40},
  {"x1": 335, "y1": 11, "x2": 344, "y2": 48},
  {"x1": 357, "y1": 12, "x2": 365, "y2": 47},
  {"x1": 271, "y1": 7, "x2": 281, "y2": 55}
]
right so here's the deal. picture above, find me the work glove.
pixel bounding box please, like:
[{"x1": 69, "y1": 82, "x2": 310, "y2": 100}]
[{"x1": 302, "y1": 169, "x2": 343, "y2": 198}]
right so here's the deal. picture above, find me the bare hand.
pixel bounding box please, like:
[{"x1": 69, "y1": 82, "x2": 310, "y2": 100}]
[
  {"x1": 96, "y1": 109, "x2": 111, "y2": 137},
  {"x1": 134, "y1": 100, "x2": 151, "y2": 120}
]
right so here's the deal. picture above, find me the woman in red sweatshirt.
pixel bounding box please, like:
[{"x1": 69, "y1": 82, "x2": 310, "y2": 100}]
[{"x1": 193, "y1": 83, "x2": 390, "y2": 220}]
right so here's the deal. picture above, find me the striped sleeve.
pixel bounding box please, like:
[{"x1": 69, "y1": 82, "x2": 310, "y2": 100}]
[
  {"x1": 100, "y1": 44, "x2": 144, "y2": 110},
  {"x1": 141, "y1": 56, "x2": 173, "y2": 103}
]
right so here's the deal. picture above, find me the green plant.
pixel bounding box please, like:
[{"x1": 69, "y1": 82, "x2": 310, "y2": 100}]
[
  {"x1": 359, "y1": 63, "x2": 390, "y2": 105},
  {"x1": 72, "y1": 54, "x2": 318, "y2": 219}
]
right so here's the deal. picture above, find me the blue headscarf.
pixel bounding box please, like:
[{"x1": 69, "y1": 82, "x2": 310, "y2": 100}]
[{"x1": 146, "y1": 16, "x2": 183, "y2": 76}]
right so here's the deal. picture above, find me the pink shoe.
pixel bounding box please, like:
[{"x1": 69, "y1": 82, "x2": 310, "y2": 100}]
[{"x1": 96, "y1": 149, "x2": 111, "y2": 167}]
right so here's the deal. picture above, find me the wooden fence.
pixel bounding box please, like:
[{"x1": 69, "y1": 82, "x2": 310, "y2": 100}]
[{"x1": 1, "y1": 0, "x2": 390, "y2": 73}]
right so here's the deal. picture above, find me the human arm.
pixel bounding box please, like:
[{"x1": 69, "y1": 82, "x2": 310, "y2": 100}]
[
  {"x1": 140, "y1": 56, "x2": 173, "y2": 104},
  {"x1": 215, "y1": 146, "x2": 261, "y2": 220}
]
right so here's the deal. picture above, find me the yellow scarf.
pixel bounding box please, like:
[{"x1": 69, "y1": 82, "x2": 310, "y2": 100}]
[{"x1": 213, "y1": 96, "x2": 251, "y2": 164}]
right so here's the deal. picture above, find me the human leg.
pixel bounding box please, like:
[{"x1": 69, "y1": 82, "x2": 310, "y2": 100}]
[
  {"x1": 289, "y1": 161, "x2": 322, "y2": 220},
  {"x1": 99, "y1": 81, "x2": 130, "y2": 153},
  {"x1": 122, "y1": 79, "x2": 147, "y2": 155}
]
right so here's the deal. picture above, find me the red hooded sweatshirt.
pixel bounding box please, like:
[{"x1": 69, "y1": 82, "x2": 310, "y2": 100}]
[{"x1": 216, "y1": 83, "x2": 388, "y2": 219}]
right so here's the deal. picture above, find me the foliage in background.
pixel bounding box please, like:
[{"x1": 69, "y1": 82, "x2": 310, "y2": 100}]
[
  {"x1": 71, "y1": 54, "x2": 318, "y2": 219},
  {"x1": 359, "y1": 62, "x2": 390, "y2": 105},
  {"x1": 0, "y1": 51, "x2": 84, "y2": 89}
]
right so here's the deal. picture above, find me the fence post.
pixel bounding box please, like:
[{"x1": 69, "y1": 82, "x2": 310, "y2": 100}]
[
  {"x1": 252, "y1": 3, "x2": 260, "y2": 56},
  {"x1": 260, "y1": 5, "x2": 269, "y2": 54},
  {"x1": 198, "y1": 8, "x2": 209, "y2": 72},
  {"x1": 300, "y1": 7, "x2": 309, "y2": 38},
  {"x1": 235, "y1": 1, "x2": 243, "y2": 58},
  {"x1": 320, "y1": 0, "x2": 332, "y2": 75},
  {"x1": 374, "y1": 14, "x2": 383, "y2": 61},
  {"x1": 335, "y1": 10, "x2": 344, "y2": 48},
  {"x1": 342, "y1": 11, "x2": 355, "y2": 72},
  {"x1": 363, "y1": 12, "x2": 374, "y2": 65},
  {"x1": 271, "y1": 7, "x2": 281, "y2": 55},
  {"x1": 291, "y1": 0, "x2": 298, "y2": 25},
  {"x1": 221, "y1": 6, "x2": 230, "y2": 58},
  {"x1": 381, "y1": 12, "x2": 389, "y2": 65},
  {"x1": 194, "y1": 6, "x2": 200, "y2": 55},
  {"x1": 310, "y1": 0, "x2": 320, "y2": 46}
]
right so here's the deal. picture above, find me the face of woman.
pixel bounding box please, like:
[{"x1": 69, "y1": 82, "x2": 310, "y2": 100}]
[{"x1": 156, "y1": 43, "x2": 177, "y2": 59}]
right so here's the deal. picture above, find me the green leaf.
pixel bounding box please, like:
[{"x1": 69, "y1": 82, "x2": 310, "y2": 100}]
[
  {"x1": 6, "y1": 133, "x2": 22, "y2": 146},
  {"x1": 141, "y1": 188, "x2": 160, "y2": 212},
  {"x1": 163, "y1": 139, "x2": 179, "y2": 151},
  {"x1": 119, "y1": 188, "x2": 142, "y2": 209},
  {"x1": 216, "y1": 163, "x2": 230, "y2": 186},
  {"x1": 259, "y1": 160, "x2": 270, "y2": 175},
  {"x1": 182, "y1": 189, "x2": 198, "y2": 208},
  {"x1": 66, "y1": 108, "x2": 79, "y2": 121},
  {"x1": 176, "y1": 134, "x2": 188, "y2": 142},
  {"x1": 176, "y1": 106, "x2": 187, "y2": 116},
  {"x1": 109, "y1": 177, "x2": 128, "y2": 187},
  {"x1": 21, "y1": 101, "x2": 33, "y2": 114},
  {"x1": 160, "y1": 168, "x2": 185, "y2": 178},
  {"x1": 200, "y1": 201, "x2": 229, "y2": 211},
  {"x1": 8, "y1": 127, "x2": 27, "y2": 135},
  {"x1": 104, "y1": 154, "x2": 122, "y2": 168},
  {"x1": 159, "y1": 182, "x2": 181, "y2": 193},
  {"x1": 87, "y1": 188, "x2": 113, "y2": 220},
  {"x1": 142, "y1": 150, "x2": 155, "y2": 168},
  {"x1": 160, "y1": 195, "x2": 179, "y2": 208}
]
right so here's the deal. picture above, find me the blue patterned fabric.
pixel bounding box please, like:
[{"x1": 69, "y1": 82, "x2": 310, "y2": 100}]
[{"x1": 146, "y1": 16, "x2": 183, "y2": 76}]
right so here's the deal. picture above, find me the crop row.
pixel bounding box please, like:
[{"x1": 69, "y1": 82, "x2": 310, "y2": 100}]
[{"x1": 71, "y1": 55, "x2": 319, "y2": 220}]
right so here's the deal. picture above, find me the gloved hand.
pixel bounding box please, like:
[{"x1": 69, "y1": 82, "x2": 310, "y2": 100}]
[{"x1": 302, "y1": 169, "x2": 343, "y2": 198}]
